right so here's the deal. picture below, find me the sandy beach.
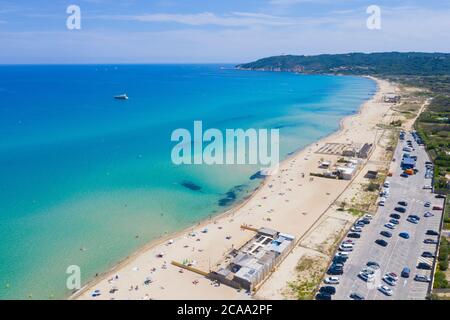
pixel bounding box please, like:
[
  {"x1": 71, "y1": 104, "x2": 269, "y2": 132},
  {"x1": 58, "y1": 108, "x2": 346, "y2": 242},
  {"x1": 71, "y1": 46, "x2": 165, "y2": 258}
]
[{"x1": 75, "y1": 77, "x2": 398, "y2": 300}]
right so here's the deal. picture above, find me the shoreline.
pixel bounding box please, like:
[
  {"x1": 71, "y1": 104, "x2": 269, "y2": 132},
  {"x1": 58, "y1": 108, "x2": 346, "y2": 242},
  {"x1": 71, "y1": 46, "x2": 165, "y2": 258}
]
[{"x1": 73, "y1": 75, "x2": 387, "y2": 300}]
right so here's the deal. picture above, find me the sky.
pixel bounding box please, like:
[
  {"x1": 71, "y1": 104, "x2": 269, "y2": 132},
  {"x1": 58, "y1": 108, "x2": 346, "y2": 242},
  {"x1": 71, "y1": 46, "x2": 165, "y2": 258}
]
[{"x1": 0, "y1": 0, "x2": 449, "y2": 64}]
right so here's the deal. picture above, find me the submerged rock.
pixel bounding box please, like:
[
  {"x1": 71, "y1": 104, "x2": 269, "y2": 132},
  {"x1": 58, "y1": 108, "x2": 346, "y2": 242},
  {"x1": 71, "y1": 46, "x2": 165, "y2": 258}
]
[
  {"x1": 218, "y1": 184, "x2": 246, "y2": 207},
  {"x1": 180, "y1": 180, "x2": 202, "y2": 191}
]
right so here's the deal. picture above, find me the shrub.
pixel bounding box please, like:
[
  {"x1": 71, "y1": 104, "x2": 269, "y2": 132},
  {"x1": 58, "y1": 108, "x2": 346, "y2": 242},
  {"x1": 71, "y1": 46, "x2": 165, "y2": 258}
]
[{"x1": 434, "y1": 271, "x2": 449, "y2": 289}]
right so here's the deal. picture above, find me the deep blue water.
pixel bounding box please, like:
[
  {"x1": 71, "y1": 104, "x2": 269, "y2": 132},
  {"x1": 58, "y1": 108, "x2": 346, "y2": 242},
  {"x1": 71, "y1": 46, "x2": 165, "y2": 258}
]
[{"x1": 0, "y1": 64, "x2": 376, "y2": 299}]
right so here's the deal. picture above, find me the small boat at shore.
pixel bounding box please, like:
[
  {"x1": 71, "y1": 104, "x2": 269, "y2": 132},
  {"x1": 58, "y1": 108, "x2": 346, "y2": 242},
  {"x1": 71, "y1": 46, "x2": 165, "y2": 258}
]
[{"x1": 114, "y1": 94, "x2": 128, "y2": 100}]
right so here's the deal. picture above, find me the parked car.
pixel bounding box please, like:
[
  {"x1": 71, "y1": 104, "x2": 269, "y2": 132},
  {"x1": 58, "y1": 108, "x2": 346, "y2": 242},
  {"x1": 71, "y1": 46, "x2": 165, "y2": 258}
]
[
  {"x1": 383, "y1": 275, "x2": 397, "y2": 286},
  {"x1": 350, "y1": 226, "x2": 363, "y2": 233},
  {"x1": 414, "y1": 275, "x2": 431, "y2": 283},
  {"x1": 349, "y1": 292, "x2": 365, "y2": 300},
  {"x1": 324, "y1": 277, "x2": 340, "y2": 285},
  {"x1": 433, "y1": 206, "x2": 443, "y2": 211},
  {"x1": 424, "y1": 212, "x2": 434, "y2": 217},
  {"x1": 390, "y1": 219, "x2": 400, "y2": 225},
  {"x1": 436, "y1": 194, "x2": 446, "y2": 199},
  {"x1": 401, "y1": 267, "x2": 410, "y2": 278},
  {"x1": 400, "y1": 173, "x2": 409, "y2": 178},
  {"x1": 395, "y1": 207, "x2": 406, "y2": 213},
  {"x1": 424, "y1": 201, "x2": 431, "y2": 207},
  {"x1": 375, "y1": 239, "x2": 388, "y2": 247},
  {"x1": 380, "y1": 230, "x2": 392, "y2": 238},
  {"x1": 348, "y1": 233, "x2": 361, "y2": 239},
  {"x1": 320, "y1": 286, "x2": 336, "y2": 295},
  {"x1": 367, "y1": 261, "x2": 380, "y2": 269},
  {"x1": 407, "y1": 217, "x2": 419, "y2": 224},
  {"x1": 316, "y1": 293, "x2": 332, "y2": 300},
  {"x1": 378, "y1": 285, "x2": 393, "y2": 296},
  {"x1": 384, "y1": 223, "x2": 396, "y2": 230},
  {"x1": 336, "y1": 252, "x2": 349, "y2": 258},
  {"x1": 422, "y1": 251, "x2": 435, "y2": 258},
  {"x1": 398, "y1": 201, "x2": 408, "y2": 206},
  {"x1": 388, "y1": 272, "x2": 399, "y2": 281},
  {"x1": 333, "y1": 256, "x2": 347, "y2": 264},
  {"x1": 409, "y1": 214, "x2": 420, "y2": 220},
  {"x1": 417, "y1": 262, "x2": 432, "y2": 270},
  {"x1": 426, "y1": 230, "x2": 439, "y2": 236},
  {"x1": 390, "y1": 213, "x2": 401, "y2": 219},
  {"x1": 423, "y1": 185, "x2": 432, "y2": 190},
  {"x1": 399, "y1": 232, "x2": 410, "y2": 239},
  {"x1": 424, "y1": 238, "x2": 439, "y2": 244},
  {"x1": 359, "y1": 272, "x2": 375, "y2": 282},
  {"x1": 328, "y1": 267, "x2": 343, "y2": 275}
]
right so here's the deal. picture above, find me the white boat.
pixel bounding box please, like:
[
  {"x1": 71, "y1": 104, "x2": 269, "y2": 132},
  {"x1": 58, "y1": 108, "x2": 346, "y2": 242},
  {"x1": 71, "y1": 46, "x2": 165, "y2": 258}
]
[{"x1": 114, "y1": 94, "x2": 128, "y2": 100}]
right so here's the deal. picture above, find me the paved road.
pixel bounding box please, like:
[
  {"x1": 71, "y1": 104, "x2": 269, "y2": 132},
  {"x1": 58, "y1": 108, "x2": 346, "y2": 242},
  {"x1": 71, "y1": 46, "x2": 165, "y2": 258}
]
[{"x1": 330, "y1": 132, "x2": 445, "y2": 300}]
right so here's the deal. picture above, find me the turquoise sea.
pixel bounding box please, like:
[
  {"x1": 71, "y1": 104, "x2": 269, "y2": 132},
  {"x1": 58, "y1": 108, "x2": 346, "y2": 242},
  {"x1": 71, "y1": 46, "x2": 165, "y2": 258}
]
[{"x1": 0, "y1": 65, "x2": 376, "y2": 299}]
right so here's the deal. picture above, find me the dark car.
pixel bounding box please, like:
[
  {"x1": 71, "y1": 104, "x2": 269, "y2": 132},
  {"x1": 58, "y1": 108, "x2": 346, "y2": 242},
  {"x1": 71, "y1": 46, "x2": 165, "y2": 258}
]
[
  {"x1": 414, "y1": 275, "x2": 431, "y2": 283},
  {"x1": 367, "y1": 261, "x2": 380, "y2": 269},
  {"x1": 389, "y1": 219, "x2": 400, "y2": 225},
  {"x1": 401, "y1": 267, "x2": 410, "y2": 278},
  {"x1": 395, "y1": 207, "x2": 406, "y2": 213},
  {"x1": 320, "y1": 286, "x2": 336, "y2": 295},
  {"x1": 349, "y1": 292, "x2": 365, "y2": 300},
  {"x1": 400, "y1": 173, "x2": 409, "y2": 178},
  {"x1": 398, "y1": 201, "x2": 408, "y2": 206},
  {"x1": 436, "y1": 194, "x2": 446, "y2": 199},
  {"x1": 380, "y1": 230, "x2": 392, "y2": 238},
  {"x1": 426, "y1": 230, "x2": 439, "y2": 236},
  {"x1": 316, "y1": 293, "x2": 332, "y2": 300},
  {"x1": 348, "y1": 233, "x2": 361, "y2": 239},
  {"x1": 333, "y1": 256, "x2": 347, "y2": 264},
  {"x1": 422, "y1": 251, "x2": 435, "y2": 258},
  {"x1": 375, "y1": 239, "x2": 388, "y2": 247},
  {"x1": 417, "y1": 262, "x2": 432, "y2": 270},
  {"x1": 424, "y1": 238, "x2": 438, "y2": 244},
  {"x1": 390, "y1": 213, "x2": 401, "y2": 219},
  {"x1": 327, "y1": 265, "x2": 343, "y2": 275},
  {"x1": 361, "y1": 219, "x2": 370, "y2": 225}
]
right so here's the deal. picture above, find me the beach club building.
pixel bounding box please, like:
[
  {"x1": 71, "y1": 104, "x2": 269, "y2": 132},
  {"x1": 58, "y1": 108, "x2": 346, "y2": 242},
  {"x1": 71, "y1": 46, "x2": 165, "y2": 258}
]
[{"x1": 209, "y1": 227, "x2": 295, "y2": 291}]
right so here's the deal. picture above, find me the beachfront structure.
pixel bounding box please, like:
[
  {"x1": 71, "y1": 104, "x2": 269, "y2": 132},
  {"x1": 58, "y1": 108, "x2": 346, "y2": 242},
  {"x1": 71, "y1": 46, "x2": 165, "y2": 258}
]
[
  {"x1": 210, "y1": 227, "x2": 295, "y2": 291},
  {"x1": 341, "y1": 143, "x2": 372, "y2": 159},
  {"x1": 383, "y1": 93, "x2": 401, "y2": 103},
  {"x1": 337, "y1": 166, "x2": 357, "y2": 180}
]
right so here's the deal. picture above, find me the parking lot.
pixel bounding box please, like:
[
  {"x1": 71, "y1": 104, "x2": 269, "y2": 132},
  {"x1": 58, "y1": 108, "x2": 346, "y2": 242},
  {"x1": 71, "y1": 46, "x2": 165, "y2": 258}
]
[{"x1": 320, "y1": 132, "x2": 446, "y2": 300}]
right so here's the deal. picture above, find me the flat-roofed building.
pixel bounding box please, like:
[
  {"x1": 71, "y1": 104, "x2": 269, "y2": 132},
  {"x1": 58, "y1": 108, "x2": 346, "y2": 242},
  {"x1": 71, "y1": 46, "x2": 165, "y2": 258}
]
[{"x1": 210, "y1": 227, "x2": 295, "y2": 291}]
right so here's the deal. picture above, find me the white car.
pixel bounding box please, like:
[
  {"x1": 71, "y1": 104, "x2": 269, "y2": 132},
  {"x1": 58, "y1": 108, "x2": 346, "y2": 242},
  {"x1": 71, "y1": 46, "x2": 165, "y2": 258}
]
[
  {"x1": 383, "y1": 275, "x2": 397, "y2": 286},
  {"x1": 363, "y1": 214, "x2": 373, "y2": 220},
  {"x1": 383, "y1": 182, "x2": 390, "y2": 188},
  {"x1": 384, "y1": 223, "x2": 396, "y2": 230},
  {"x1": 378, "y1": 285, "x2": 393, "y2": 296},
  {"x1": 324, "y1": 277, "x2": 340, "y2": 284},
  {"x1": 378, "y1": 200, "x2": 386, "y2": 206},
  {"x1": 359, "y1": 272, "x2": 375, "y2": 282},
  {"x1": 336, "y1": 252, "x2": 349, "y2": 258},
  {"x1": 423, "y1": 185, "x2": 432, "y2": 190},
  {"x1": 339, "y1": 243, "x2": 354, "y2": 252},
  {"x1": 351, "y1": 226, "x2": 363, "y2": 233}
]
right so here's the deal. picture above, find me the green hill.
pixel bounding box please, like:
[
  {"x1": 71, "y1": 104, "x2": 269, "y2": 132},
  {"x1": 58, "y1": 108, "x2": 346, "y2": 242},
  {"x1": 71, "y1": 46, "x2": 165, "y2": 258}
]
[{"x1": 237, "y1": 52, "x2": 450, "y2": 76}]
